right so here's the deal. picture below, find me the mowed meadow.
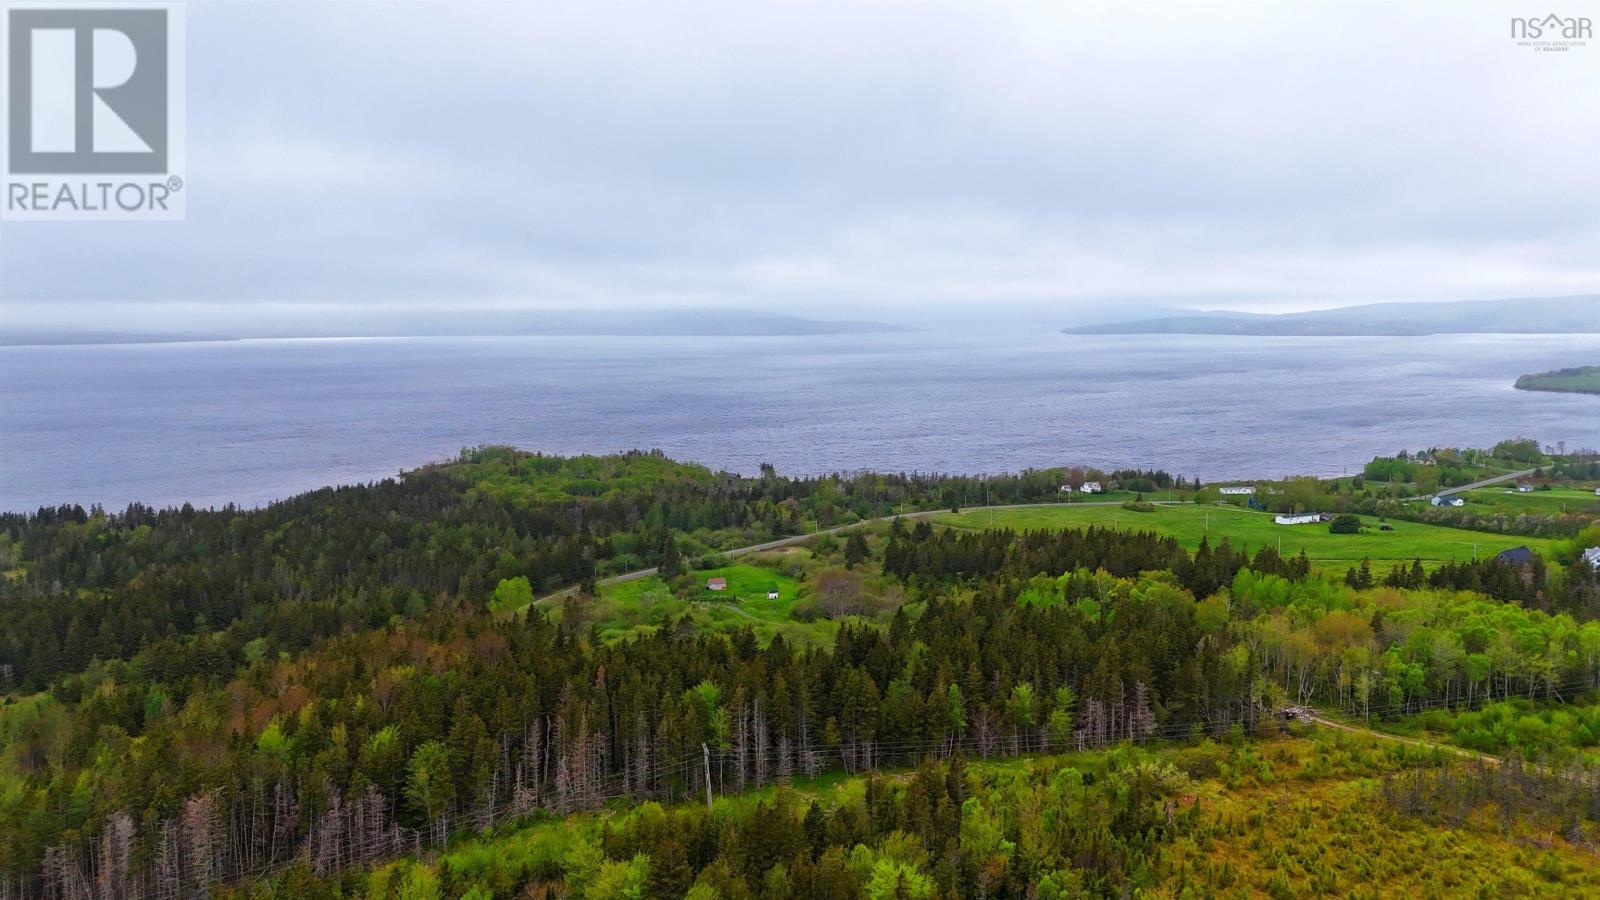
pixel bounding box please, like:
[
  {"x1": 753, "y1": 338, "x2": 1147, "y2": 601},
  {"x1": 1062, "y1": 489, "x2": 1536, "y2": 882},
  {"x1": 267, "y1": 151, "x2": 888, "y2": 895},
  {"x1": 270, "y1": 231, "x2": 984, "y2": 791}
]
[{"x1": 931, "y1": 504, "x2": 1557, "y2": 571}]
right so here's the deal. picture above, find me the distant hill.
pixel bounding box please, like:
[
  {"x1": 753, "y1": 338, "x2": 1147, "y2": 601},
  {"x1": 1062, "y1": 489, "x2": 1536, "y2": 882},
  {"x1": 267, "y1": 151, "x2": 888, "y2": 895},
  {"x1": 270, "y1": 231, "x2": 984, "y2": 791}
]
[
  {"x1": 0, "y1": 310, "x2": 911, "y2": 346},
  {"x1": 1062, "y1": 295, "x2": 1600, "y2": 336},
  {"x1": 0, "y1": 329, "x2": 240, "y2": 346}
]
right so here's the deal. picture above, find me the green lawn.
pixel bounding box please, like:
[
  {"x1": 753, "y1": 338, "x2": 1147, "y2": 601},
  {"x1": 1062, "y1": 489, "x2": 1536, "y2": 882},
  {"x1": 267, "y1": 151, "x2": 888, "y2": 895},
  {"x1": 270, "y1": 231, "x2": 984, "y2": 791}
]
[
  {"x1": 1458, "y1": 487, "x2": 1600, "y2": 517},
  {"x1": 541, "y1": 563, "x2": 835, "y2": 646},
  {"x1": 931, "y1": 503, "x2": 1557, "y2": 570}
]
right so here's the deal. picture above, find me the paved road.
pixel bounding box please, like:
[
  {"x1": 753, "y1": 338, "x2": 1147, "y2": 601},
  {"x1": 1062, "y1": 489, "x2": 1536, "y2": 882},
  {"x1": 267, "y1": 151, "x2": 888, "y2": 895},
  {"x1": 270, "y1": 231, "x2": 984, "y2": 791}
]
[
  {"x1": 535, "y1": 498, "x2": 1185, "y2": 604},
  {"x1": 1407, "y1": 468, "x2": 1537, "y2": 502}
]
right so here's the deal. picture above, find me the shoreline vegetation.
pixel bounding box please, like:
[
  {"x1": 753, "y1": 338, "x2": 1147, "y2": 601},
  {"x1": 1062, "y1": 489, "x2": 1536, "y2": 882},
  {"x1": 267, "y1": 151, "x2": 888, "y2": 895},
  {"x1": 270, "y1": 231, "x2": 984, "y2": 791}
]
[{"x1": 1515, "y1": 366, "x2": 1600, "y2": 396}]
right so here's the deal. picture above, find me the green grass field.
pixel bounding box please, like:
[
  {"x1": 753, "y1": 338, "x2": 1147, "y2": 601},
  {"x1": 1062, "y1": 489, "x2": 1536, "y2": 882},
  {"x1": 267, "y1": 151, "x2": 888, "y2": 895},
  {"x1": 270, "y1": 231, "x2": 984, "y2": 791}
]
[
  {"x1": 931, "y1": 503, "x2": 1557, "y2": 569},
  {"x1": 1515, "y1": 366, "x2": 1600, "y2": 395},
  {"x1": 541, "y1": 563, "x2": 835, "y2": 645},
  {"x1": 1459, "y1": 487, "x2": 1600, "y2": 516}
]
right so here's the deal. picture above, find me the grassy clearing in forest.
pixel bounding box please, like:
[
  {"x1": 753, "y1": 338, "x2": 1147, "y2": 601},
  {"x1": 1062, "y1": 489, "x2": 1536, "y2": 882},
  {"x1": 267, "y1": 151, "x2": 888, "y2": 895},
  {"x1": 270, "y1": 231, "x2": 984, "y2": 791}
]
[
  {"x1": 541, "y1": 563, "x2": 835, "y2": 646},
  {"x1": 932, "y1": 503, "x2": 1557, "y2": 570}
]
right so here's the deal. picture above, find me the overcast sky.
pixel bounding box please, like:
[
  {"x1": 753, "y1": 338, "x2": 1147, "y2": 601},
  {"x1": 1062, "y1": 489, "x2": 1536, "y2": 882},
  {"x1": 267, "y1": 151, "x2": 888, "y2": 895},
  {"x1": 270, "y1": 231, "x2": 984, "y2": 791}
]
[{"x1": 2, "y1": 1, "x2": 1597, "y2": 332}]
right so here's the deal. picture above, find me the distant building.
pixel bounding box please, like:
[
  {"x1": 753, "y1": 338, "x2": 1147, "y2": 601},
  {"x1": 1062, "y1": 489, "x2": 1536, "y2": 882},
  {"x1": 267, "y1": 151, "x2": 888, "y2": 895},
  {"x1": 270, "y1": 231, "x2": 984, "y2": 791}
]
[
  {"x1": 1274, "y1": 513, "x2": 1322, "y2": 526},
  {"x1": 1080, "y1": 481, "x2": 1103, "y2": 494},
  {"x1": 1495, "y1": 546, "x2": 1536, "y2": 568},
  {"x1": 706, "y1": 577, "x2": 727, "y2": 591},
  {"x1": 1059, "y1": 484, "x2": 1073, "y2": 493},
  {"x1": 1219, "y1": 486, "x2": 1255, "y2": 496},
  {"x1": 1515, "y1": 483, "x2": 1534, "y2": 493},
  {"x1": 1431, "y1": 495, "x2": 1465, "y2": 507},
  {"x1": 1594, "y1": 487, "x2": 1600, "y2": 497},
  {"x1": 1584, "y1": 547, "x2": 1600, "y2": 569},
  {"x1": 765, "y1": 586, "x2": 781, "y2": 600}
]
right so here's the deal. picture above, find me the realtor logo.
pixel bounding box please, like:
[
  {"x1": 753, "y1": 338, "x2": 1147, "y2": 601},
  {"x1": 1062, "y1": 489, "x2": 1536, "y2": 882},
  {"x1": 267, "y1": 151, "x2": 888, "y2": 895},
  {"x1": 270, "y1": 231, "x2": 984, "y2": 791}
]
[{"x1": 2, "y1": 4, "x2": 185, "y2": 219}]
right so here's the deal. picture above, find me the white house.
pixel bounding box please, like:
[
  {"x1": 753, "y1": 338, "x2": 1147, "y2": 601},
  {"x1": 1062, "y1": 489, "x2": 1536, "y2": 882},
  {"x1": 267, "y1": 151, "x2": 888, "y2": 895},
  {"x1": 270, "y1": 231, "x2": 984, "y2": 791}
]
[
  {"x1": 1515, "y1": 483, "x2": 1534, "y2": 493},
  {"x1": 1080, "y1": 481, "x2": 1103, "y2": 494},
  {"x1": 1059, "y1": 484, "x2": 1073, "y2": 493},
  {"x1": 1593, "y1": 487, "x2": 1600, "y2": 497},
  {"x1": 1219, "y1": 486, "x2": 1254, "y2": 496},
  {"x1": 1431, "y1": 495, "x2": 1465, "y2": 508},
  {"x1": 1585, "y1": 547, "x2": 1600, "y2": 569},
  {"x1": 1275, "y1": 513, "x2": 1322, "y2": 526}
]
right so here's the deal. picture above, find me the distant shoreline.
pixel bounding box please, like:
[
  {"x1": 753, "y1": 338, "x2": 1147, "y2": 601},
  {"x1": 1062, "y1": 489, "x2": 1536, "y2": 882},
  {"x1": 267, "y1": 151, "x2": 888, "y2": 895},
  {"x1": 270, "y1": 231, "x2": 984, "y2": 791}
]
[
  {"x1": 0, "y1": 327, "x2": 917, "y2": 348},
  {"x1": 1061, "y1": 294, "x2": 1600, "y2": 337},
  {"x1": 1514, "y1": 366, "x2": 1600, "y2": 396}
]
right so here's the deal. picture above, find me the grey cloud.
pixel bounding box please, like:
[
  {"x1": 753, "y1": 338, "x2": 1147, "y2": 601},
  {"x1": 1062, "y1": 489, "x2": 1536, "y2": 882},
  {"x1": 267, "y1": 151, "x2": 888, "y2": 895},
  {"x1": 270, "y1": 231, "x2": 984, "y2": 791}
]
[{"x1": 2, "y1": 1, "x2": 1597, "y2": 331}]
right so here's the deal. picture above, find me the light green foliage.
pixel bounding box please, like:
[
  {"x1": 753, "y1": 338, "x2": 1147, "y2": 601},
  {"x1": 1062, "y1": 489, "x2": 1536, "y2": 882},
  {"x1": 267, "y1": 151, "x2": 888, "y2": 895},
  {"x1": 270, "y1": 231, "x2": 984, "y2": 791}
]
[
  {"x1": 583, "y1": 855, "x2": 649, "y2": 900},
  {"x1": 403, "y1": 741, "x2": 454, "y2": 821},
  {"x1": 1008, "y1": 683, "x2": 1036, "y2": 730},
  {"x1": 865, "y1": 858, "x2": 934, "y2": 899},
  {"x1": 255, "y1": 717, "x2": 292, "y2": 760},
  {"x1": 1392, "y1": 697, "x2": 1600, "y2": 761},
  {"x1": 394, "y1": 862, "x2": 440, "y2": 900},
  {"x1": 488, "y1": 576, "x2": 534, "y2": 613}
]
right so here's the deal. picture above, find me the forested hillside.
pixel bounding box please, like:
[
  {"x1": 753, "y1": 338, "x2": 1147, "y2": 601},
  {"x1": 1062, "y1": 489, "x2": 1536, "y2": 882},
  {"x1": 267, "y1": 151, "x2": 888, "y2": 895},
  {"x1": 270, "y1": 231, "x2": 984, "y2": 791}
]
[
  {"x1": 1, "y1": 449, "x2": 1597, "y2": 898},
  {"x1": 0, "y1": 449, "x2": 1087, "y2": 691}
]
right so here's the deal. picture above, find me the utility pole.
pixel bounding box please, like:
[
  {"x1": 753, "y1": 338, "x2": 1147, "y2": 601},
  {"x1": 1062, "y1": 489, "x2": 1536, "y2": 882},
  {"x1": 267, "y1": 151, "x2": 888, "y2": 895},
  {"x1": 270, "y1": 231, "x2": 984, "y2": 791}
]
[{"x1": 702, "y1": 744, "x2": 713, "y2": 810}]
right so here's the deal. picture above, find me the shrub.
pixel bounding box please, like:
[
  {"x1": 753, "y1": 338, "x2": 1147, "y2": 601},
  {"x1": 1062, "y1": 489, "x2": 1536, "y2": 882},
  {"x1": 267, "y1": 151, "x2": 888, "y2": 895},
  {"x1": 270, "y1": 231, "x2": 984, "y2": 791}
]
[{"x1": 1328, "y1": 514, "x2": 1363, "y2": 534}]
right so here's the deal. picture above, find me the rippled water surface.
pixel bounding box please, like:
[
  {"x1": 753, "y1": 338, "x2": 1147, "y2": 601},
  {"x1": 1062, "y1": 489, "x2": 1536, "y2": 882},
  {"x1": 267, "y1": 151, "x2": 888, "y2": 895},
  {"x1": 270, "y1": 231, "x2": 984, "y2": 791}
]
[{"x1": 2, "y1": 331, "x2": 1597, "y2": 510}]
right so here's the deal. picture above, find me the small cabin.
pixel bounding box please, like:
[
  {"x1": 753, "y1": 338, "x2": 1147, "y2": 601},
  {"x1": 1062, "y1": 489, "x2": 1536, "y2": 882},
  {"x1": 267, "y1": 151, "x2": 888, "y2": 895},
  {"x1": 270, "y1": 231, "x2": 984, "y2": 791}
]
[
  {"x1": 1515, "y1": 483, "x2": 1534, "y2": 493},
  {"x1": 1274, "y1": 513, "x2": 1322, "y2": 526},
  {"x1": 705, "y1": 577, "x2": 728, "y2": 591},
  {"x1": 762, "y1": 585, "x2": 781, "y2": 600},
  {"x1": 1431, "y1": 495, "x2": 1464, "y2": 508},
  {"x1": 1584, "y1": 547, "x2": 1600, "y2": 569},
  {"x1": 1080, "y1": 481, "x2": 1103, "y2": 494}
]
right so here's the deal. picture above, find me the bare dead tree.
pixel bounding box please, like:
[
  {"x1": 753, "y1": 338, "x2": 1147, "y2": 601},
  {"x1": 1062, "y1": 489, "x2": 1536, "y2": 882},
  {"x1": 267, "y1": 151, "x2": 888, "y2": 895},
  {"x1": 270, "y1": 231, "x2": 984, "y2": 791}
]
[
  {"x1": 752, "y1": 699, "x2": 769, "y2": 789},
  {"x1": 181, "y1": 793, "x2": 222, "y2": 898},
  {"x1": 96, "y1": 812, "x2": 134, "y2": 900}
]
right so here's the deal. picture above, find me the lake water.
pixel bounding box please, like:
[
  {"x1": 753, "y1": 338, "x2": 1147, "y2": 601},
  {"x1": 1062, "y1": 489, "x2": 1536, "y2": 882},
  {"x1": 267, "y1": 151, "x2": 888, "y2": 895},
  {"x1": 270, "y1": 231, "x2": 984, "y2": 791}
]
[{"x1": 1, "y1": 331, "x2": 1597, "y2": 511}]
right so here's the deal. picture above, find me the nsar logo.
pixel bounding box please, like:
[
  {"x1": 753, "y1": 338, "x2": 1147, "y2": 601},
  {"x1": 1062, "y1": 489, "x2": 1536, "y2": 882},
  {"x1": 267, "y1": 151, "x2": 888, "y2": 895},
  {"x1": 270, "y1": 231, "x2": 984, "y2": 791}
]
[{"x1": 1510, "y1": 13, "x2": 1592, "y2": 52}]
